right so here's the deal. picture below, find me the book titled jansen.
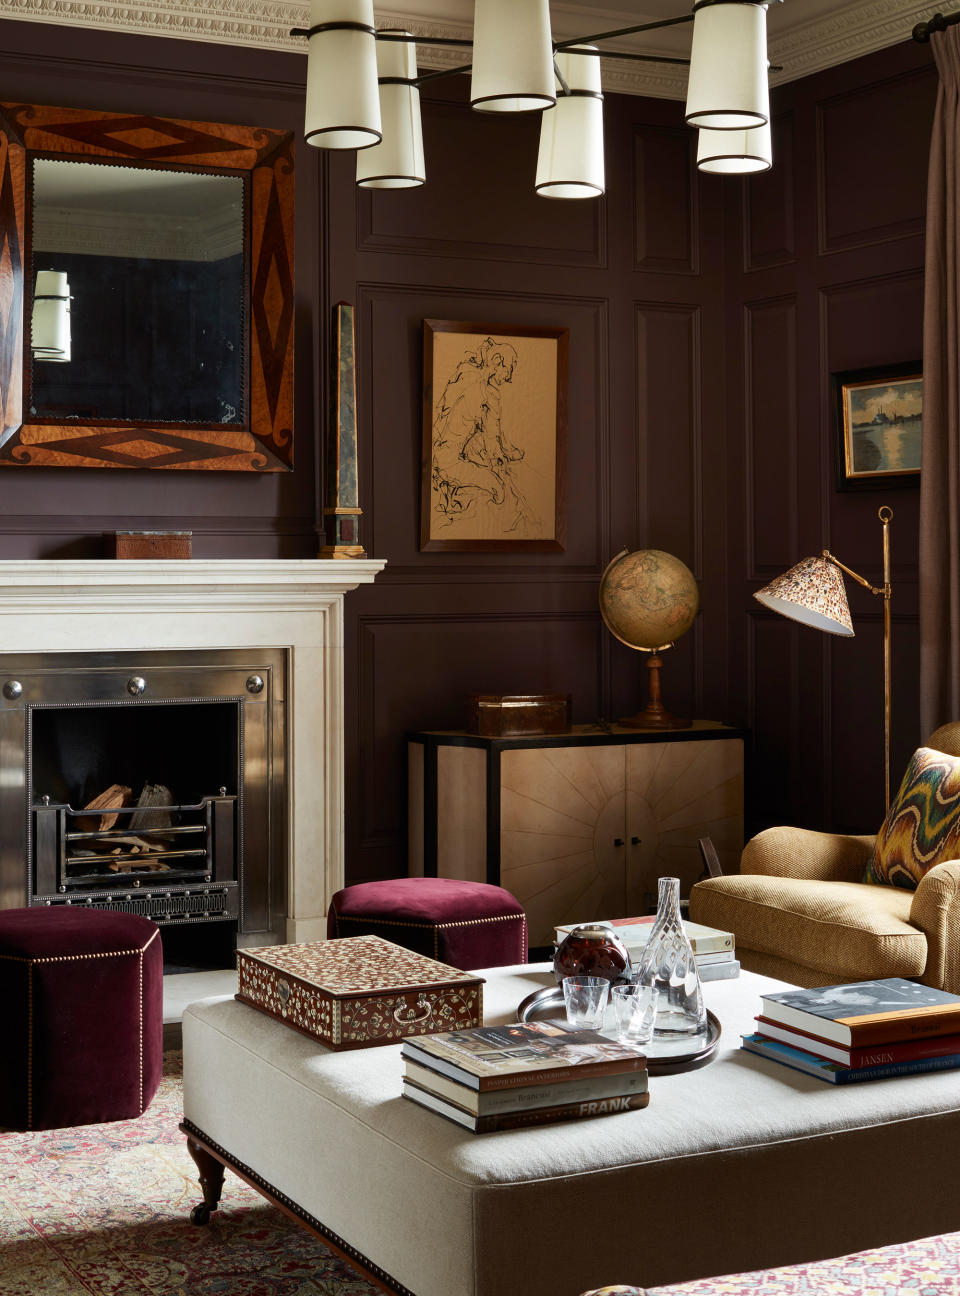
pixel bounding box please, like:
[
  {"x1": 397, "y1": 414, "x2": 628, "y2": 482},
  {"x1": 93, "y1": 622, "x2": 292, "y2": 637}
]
[
  {"x1": 760, "y1": 978, "x2": 960, "y2": 1046},
  {"x1": 400, "y1": 1020, "x2": 647, "y2": 1091},
  {"x1": 754, "y1": 1017, "x2": 960, "y2": 1068}
]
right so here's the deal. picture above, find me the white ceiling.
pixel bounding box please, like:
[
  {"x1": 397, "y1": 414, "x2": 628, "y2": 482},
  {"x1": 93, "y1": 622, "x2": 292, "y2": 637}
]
[{"x1": 0, "y1": 0, "x2": 956, "y2": 99}]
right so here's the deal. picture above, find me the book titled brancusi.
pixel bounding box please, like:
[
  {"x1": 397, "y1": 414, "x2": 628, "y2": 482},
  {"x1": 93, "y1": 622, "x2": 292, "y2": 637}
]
[
  {"x1": 400, "y1": 1020, "x2": 647, "y2": 1091},
  {"x1": 760, "y1": 978, "x2": 960, "y2": 1046},
  {"x1": 403, "y1": 1078, "x2": 650, "y2": 1132}
]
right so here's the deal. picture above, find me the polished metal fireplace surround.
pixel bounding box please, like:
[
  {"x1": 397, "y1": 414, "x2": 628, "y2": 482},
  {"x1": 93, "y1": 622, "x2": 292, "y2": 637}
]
[{"x1": 0, "y1": 649, "x2": 286, "y2": 944}]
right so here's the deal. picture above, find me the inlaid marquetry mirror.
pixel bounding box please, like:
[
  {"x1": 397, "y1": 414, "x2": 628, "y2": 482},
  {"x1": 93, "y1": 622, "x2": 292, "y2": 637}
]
[{"x1": 0, "y1": 103, "x2": 294, "y2": 470}]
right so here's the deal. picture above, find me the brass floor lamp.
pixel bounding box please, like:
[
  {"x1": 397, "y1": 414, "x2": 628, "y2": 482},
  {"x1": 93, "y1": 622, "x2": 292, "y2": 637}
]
[{"x1": 753, "y1": 506, "x2": 894, "y2": 812}]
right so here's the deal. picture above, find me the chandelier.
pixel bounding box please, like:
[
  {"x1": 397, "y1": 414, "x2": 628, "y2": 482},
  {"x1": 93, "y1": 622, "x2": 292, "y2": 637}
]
[{"x1": 291, "y1": 0, "x2": 779, "y2": 197}]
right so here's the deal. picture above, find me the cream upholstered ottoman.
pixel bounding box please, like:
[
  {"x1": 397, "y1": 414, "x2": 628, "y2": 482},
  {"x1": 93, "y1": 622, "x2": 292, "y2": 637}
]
[{"x1": 181, "y1": 966, "x2": 960, "y2": 1296}]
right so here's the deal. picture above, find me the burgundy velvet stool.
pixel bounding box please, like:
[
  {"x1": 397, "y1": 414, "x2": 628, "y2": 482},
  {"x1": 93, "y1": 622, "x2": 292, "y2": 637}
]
[
  {"x1": 0, "y1": 907, "x2": 164, "y2": 1131},
  {"x1": 327, "y1": 878, "x2": 527, "y2": 969}
]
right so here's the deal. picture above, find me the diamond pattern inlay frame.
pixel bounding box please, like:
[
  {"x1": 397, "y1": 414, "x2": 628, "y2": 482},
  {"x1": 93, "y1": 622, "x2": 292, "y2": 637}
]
[{"x1": 0, "y1": 102, "x2": 294, "y2": 471}]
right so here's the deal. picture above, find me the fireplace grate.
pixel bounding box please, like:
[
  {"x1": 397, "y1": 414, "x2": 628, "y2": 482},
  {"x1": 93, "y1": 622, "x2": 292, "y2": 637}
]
[{"x1": 41, "y1": 886, "x2": 238, "y2": 922}]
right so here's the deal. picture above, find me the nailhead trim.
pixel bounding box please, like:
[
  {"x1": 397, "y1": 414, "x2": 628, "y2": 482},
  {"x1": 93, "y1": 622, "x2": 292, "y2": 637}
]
[
  {"x1": 180, "y1": 1119, "x2": 415, "y2": 1296},
  {"x1": 27, "y1": 964, "x2": 34, "y2": 1131},
  {"x1": 4, "y1": 926, "x2": 160, "y2": 1129},
  {"x1": 334, "y1": 911, "x2": 527, "y2": 963}
]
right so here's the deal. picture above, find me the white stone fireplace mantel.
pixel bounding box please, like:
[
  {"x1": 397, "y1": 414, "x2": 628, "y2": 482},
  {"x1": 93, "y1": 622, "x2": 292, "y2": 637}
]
[{"x1": 0, "y1": 559, "x2": 385, "y2": 943}]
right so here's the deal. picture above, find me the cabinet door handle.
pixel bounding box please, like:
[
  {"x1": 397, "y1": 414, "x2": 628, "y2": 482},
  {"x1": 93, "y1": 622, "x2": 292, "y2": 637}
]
[
  {"x1": 613, "y1": 838, "x2": 624, "y2": 847},
  {"x1": 631, "y1": 836, "x2": 641, "y2": 846}
]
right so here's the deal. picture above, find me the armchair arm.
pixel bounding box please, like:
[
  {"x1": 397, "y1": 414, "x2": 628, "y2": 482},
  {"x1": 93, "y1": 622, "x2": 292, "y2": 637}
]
[
  {"x1": 911, "y1": 860, "x2": 960, "y2": 994},
  {"x1": 741, "y1": 826, "x2": 876, "y2": 882}
]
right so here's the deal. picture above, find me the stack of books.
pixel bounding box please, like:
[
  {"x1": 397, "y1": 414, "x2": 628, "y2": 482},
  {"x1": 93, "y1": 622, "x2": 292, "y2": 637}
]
[
  {"x1": 741, "y1": 977, "x2": 960, "y2": 1084},
  {"x1": 401, "y1": 1021, "x2": 649, "y2": 1132},
  {"x1": 555, "y1": 915, "x2": 739, "y2": 981}
]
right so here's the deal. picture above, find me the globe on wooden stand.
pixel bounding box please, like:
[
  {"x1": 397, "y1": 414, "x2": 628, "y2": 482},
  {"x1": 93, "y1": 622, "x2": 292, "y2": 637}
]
[{"x1": 598, "y1": 548, "x2": 699, "y2": 729}]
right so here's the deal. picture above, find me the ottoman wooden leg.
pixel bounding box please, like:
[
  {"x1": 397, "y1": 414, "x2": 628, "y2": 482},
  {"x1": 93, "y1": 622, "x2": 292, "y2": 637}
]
[{"x1": 186, "y1": 1134, "x2": 226, "y2": 1225}]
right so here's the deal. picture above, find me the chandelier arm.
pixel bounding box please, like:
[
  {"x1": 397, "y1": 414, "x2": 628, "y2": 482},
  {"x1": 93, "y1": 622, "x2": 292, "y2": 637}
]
[
  {"x1": 413, "y1": 63, "x2": 474, "y2": 86},
  {"x1": 554, "y1": 13, "x2": 695, "y2": 50}
]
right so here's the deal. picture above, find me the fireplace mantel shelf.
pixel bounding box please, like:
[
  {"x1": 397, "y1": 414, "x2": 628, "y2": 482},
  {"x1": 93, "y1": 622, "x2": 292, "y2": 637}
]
[
  {"x1": 0, "y1": 557, "x2": 386, "y2": 945},
  {"x1": 0, "y1": 559, "x2": 386, "y2": 612}
]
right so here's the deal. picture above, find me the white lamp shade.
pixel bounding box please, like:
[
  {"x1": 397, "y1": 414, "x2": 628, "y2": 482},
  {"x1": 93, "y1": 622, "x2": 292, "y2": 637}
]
[
  {"x1": 697, "y1": 121, "x2": 772, "y2": 174},
  {"x1": 685, "y1": 2, "x2": 769, "y2": 131},
  {"x1": 754, "y1": 556, "x2": 854, "y2": 636},
  {"x1": 32, "y1": 269, "x2": 71, "y2": 363},
  {"x1": 470, "y1": 0, "x2": 555, "y2": 113},
  {"x1": 356, "y1": 32, "x2": 425, "y2": 188},
  {"x1": 535, "y1": 47, "x2": 604, "y2": 198},
  {"x1": 304, "y1": 0, "x2": 381, "y2": 150}
]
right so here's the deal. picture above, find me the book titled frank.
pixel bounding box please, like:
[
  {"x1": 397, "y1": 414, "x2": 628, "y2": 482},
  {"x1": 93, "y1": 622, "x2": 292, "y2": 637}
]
[
  {"x1": 760, "y1": 978, "x2": 960, "y2": 1046},
  {"x1": 400, "y1": 1021, "x2": 647, "y2": 1091},
  {"x1": 402, "y1": 1079, "x2": 650, "y2": 1132}
]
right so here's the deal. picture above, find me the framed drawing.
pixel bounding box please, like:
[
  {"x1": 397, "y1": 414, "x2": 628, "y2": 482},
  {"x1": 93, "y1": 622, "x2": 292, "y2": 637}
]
[
  {"x1": 834, "y1": 363, "x2": 922, "y2": 490},
  {"x1": 421, "y1": 320, "x2": 568, "y2": 551}
]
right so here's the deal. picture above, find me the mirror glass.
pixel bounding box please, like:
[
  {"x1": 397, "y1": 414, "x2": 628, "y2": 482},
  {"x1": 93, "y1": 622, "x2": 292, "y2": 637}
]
[{"x1": 29, "y1": 159, "x2": 245, "y2": 425}]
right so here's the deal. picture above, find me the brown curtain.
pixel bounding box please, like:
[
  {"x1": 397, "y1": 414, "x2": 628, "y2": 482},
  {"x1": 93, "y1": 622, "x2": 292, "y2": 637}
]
[{"x1": 921, "y1": 27, "x2": 960, "y2": 737}]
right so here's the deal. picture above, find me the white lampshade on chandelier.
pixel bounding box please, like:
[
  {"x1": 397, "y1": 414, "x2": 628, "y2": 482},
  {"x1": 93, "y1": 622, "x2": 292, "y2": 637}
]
[
  {"x1": 31, "y1": 270, "x2": 71, "y2": 363},
  {"x1": 292, "y1": 0, "x2": 779, "y2": 195},
  {"x1": 697, "y1": 120, "x2": 771, "y2": 173},
  {"x1": 470, "y1": 0, "x2": 556, "y2": 113},
  {"x1": 685, "y1": 1, "x2": 769, "y2": 131},
  {"x1": 536, "y1": 47, "x2": 604, "y2": 199},
  {"x1": 356, "y1": 31, "x2": 426, "y2": 188},
  {"x1": 304, "y1": 0, "x2": 381, "y2": 149}
]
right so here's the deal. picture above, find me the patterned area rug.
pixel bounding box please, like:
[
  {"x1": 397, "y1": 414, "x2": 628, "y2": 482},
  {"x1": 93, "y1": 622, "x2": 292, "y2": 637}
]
[{"x1": 0, "y1": 1052, "x2": 381, "y2": 1295}]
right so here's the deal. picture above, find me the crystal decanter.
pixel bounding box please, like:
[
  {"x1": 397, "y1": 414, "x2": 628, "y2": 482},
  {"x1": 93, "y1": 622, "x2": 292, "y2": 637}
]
[{"x1": 633, "y1": 876, "x2": 707, "y2": 1036}]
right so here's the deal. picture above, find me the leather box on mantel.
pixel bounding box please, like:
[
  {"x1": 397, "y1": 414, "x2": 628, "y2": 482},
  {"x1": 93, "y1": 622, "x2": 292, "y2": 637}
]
[
  {"x1": 466, "y1": 693, "x2": 571, "y2": 737},
  {"x1": 235, "y1": 934, "x2": 484, "y2": 1051}
]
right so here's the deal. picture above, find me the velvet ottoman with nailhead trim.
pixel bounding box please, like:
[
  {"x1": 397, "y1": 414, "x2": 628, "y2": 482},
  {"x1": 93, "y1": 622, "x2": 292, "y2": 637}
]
[
  {"x1": 326, "y1": 878, "x2": 527, "y2": 969},
  {"x1": 0, "y1": 907, "x2": 164, "y2": 1131}
]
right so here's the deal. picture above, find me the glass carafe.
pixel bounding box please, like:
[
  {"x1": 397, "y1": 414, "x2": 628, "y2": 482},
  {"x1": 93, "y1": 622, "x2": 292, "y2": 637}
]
[{"x1": 633, "y1": 876, "x2": 707, "y2": 1036}]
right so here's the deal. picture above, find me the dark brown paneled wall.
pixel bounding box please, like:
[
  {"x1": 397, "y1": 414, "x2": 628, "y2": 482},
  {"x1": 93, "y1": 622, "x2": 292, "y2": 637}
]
[
  {"x1": 0, "y1": 19, "x2": 936, "y2": 880},
  {"x1": 727, "y1": 41, "x2": 936, "y2": 836}
]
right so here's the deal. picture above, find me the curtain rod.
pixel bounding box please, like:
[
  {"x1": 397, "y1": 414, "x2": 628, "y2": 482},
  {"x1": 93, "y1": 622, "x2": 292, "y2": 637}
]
[{"x1": 913, "y1": 10, "x2": 960, "y2": 41}]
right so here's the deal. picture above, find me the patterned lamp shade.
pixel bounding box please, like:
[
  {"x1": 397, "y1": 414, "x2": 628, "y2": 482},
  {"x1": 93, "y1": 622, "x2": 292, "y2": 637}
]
[{"x1": 754, "y1": 556, "x2": 854, "y2": 636}]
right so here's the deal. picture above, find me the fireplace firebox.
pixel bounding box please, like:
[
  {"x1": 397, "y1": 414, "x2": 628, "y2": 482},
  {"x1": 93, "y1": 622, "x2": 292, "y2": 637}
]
[{"x1": 0, "y1": 650, "x2": 286, "y2": 945}]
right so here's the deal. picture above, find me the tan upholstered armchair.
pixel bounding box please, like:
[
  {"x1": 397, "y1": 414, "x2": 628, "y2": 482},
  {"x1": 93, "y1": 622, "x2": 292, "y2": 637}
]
[{"x1": 689, "y1": 724, "x2": 960, "y2": 994}]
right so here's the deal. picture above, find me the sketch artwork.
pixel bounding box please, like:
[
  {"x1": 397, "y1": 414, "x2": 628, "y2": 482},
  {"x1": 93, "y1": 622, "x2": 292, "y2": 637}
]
[{"x1": 426, "y1": 330, "x2": 559, "y2": 544}]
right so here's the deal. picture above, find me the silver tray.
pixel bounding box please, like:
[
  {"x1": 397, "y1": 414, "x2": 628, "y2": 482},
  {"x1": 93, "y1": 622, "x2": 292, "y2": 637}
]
[{"x1": 516, "y1": 986, "x2": 721, "y2": 1075}]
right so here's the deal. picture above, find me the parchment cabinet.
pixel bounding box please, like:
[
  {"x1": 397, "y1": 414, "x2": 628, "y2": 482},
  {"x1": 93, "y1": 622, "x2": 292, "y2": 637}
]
[{"x1": 408, "y1": 723, "x2": 745, "y2": 947}]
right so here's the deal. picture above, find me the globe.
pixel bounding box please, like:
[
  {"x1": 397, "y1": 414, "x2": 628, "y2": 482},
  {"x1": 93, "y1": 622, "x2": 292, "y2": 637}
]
[
  {"x1": 599, "y1": 549, "x2": 699, "y2": 652},
  {"x1": 598, "y1": 548, "x2": 699, "y2": 729}
]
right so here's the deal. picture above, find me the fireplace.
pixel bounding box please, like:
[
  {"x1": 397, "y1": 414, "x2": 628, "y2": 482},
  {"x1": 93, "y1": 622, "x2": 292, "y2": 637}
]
[
  {"x1": 2, "y1": 649, "x2": 285, "y2": 941},
  {"x1": 0, "y1": 559, "x2": 386, "y2": 945}
]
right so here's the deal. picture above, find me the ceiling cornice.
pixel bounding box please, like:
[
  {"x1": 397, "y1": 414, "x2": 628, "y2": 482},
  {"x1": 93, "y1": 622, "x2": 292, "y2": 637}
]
[{"x1": 0, "y1": 0, "x2": 953, "y2": 101}]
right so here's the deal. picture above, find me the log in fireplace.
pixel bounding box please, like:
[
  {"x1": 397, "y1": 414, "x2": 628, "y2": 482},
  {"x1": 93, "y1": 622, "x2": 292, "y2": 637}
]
[{"x1": 0, "y1": 649, "x2": 286, "y2": 946}]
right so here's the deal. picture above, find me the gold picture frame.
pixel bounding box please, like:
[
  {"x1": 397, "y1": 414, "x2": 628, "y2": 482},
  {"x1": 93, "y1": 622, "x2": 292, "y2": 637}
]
[
  {"x1": 420, "y1": 320, "x2": 568, "y2": 552},
  {"x1": 834, "y1": 363, "x2": 922, "y2": 490}
]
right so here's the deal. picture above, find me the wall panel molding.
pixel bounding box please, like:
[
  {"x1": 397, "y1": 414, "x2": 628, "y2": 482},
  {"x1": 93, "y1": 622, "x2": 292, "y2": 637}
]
[
  {"x1": 744, "y1": 294, "x2": 799, "y2": 580},
  {"x1": 633, "y1": 125, "x2": 700, "y2": 275},
  {"x1": 816, "y1": 65, "x2": 936, "y2": 256}
]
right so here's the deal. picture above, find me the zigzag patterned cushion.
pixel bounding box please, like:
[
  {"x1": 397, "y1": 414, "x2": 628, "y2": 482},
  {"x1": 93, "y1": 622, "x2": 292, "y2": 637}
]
[{"x1": 864, "y1": 746, "x2": 960, "y2": 889}]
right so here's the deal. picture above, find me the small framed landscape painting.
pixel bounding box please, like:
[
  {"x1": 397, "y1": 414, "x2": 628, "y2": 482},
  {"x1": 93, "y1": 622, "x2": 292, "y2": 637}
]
[
  {"x1": 834, "y1": 363, "x2": 922, "y2": 490},
  {"x1": 420, "y1": 320, "x2": 568, "y2": 552}
]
